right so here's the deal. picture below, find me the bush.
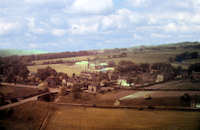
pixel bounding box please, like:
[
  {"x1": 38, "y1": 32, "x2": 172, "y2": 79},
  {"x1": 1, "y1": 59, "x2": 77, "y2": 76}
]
[
  {"x1": 72, "y1": 84, "x2": 82, "y2": 100},
  {"x1": 36, "y1": 66, "x2": 57, "y2": 81}
]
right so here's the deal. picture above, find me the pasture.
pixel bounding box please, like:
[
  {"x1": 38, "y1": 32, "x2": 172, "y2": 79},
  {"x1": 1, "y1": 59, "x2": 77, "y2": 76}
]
[
  {"x1": 0, "y1": 101, "x2": 55, "y2": 130},
  {"x1": 28, "y1": 46, "x2": 197, "y2": 76},
  {"x1": 0, "y1": 85, "x2": 40, "y2": 99},
  {"x1": 1, "y1": 101, "x2": 200, "y2": 130},
  {"x1": 144, "y1": 80, "x2": 200, "y2": 90},
  {"x1": 46, "y1": 105, "x2": 200, "y2": 130},
  {"x1": 28, "y1": 63, "x2": 88, "y2": 76}
]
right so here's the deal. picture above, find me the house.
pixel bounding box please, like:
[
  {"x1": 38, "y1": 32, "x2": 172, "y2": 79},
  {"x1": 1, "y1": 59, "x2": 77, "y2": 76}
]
[
  {"x1": 38, "y1": 81, "x2": 48, "y2": 91},
  {"x1": 45, "y1": 76, "x2": 60, "y2": 88},
  {"x1": 66, "y1": 79, "x2": 75, "y2": 88},
  {"x1": 80, "y1": 72, "x2": 93, "y2": 79},
  {"x1": 155, "y1": 74, "x2": 164, "y2": 83},
  {"x1": 191, "y1": 71, "x2": 200, "y2": 81},
  {"x1": 87, "y1": 83, "x2": 100, "y2": 93},
  {"x1": 114, "y1": 99, "x2": 120, "y2": 106},
  {"x1": 100, "y1": 87, "x2": 114, "y2": 92},
  {"x1": 62, "y1": 79, "x2": 67, "y2": 86},
  {"x1": 117, "y1": 78, "x2": 132, "y2": 87}
]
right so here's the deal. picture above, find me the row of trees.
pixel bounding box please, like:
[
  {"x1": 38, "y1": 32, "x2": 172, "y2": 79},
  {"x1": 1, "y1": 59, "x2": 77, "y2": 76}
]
[
  {"x1": 169, "y1": 51, "x2": 199, "y2": 62},
  {"x1": 115, "y1": 61, "x2": 176, "y2": 75},
  {"x1": 15, "y1": 50, "x2": 95, "y2": 64},
  {"x1": 0, "y1": 57, "x2": 29, "y2": 83},
  {"x1": 115, "y1": 60, "x2": 200, "y2": 83}
]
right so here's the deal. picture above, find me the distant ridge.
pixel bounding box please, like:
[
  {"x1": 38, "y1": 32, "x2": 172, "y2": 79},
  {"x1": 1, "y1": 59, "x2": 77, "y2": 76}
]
[{"x1": 0, "y1": 49, "x2": 47, "y2": 57}]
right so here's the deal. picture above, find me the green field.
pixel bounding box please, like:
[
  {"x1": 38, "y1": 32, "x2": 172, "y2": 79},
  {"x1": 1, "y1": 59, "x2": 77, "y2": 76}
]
[
  {"x1": 27, "y1": 43, "x2": 200, "y2": 76},
  {"x1": 28, "y1": 63, "x2": 87, "y2": 76},
  {"x1": 28, "y1": 51, "x2": 175, "y2": 76},
  {"x1": 32, "y1": 55, "x2": 96, "y2": 65}
]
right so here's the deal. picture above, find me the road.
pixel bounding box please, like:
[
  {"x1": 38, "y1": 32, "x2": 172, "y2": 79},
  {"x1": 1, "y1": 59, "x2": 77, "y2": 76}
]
[
  {"x1": 1, "y1": 82, "x2": 59, "y2": 93},
  {"x1": 0, "y1": 92, "x2": 49, "y2": 110},
  {"x1": 1, "y1": 82, "x2": 37, "y2": 89},
  {"x1": 0, "y1": 82, "x2": 59, "y2": 110}
]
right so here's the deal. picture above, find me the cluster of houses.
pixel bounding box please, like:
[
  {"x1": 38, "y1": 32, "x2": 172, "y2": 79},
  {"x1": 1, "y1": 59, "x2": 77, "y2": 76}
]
[
  {"x1": 35, "y1": 70, "x2": 169, "y2": 96},
  {"x1": 26, "y1": 60, "x2": 200, "y2": 97}
]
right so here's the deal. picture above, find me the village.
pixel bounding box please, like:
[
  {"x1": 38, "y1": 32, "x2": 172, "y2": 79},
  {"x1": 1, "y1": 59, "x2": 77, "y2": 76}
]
[
  {"x1": 1, "y1": 43, "x2": 200, "y2": 130},
  {"x1": 20, "y1": 59, "x2": 199, "y2": 106}
]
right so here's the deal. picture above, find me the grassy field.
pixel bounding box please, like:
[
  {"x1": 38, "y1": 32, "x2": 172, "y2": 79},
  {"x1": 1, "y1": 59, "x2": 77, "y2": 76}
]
[
  {"x1": 58, "y1": 90, "x2": 137, "y2": 105},
  {"x1": 145, "y1": 80, "x2": 200, "y2": 90},
  {"x1": 28, "y1": 51, "x2": 175, "y2": 76},
  {"x1": 28, "y1": 63, "x2": 87, "y2": 76},
  {"x1": 46, "y1": 105, "x2": 200, "y2": 130},
  {"x1": 32, "y1": 55, "x2": 96, "y2": 65},
  {"x1": 0, "y1": 85, "x2": 40, "y2": 99},
  {"x1": 1, "y1": 101, "x2": 200, "y2": 130},
  {"x1": 0, "y1": 101, "x2": 55, "y2": 130},
  {"x1": 120, "y1": 90, "x2": 200, "y2": 107},
  {"x1": 28, "y1": 44, "x2": 200, "y2": 76}
]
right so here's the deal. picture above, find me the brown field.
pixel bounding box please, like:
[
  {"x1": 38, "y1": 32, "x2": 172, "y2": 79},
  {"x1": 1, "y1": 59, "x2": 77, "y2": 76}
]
[
  {"x1": 120, "y1": 91, "x2": 200, "y2": 107},
  {"x1": 0, "y1": 101, "x2": 55, "y2": 130},
  {"x1": 144, "y1": 80, "x2": 200, "y2": 90},
  {"x1": 1, "y1": 101, "x2": 200, "y2": 130},
  {"x1": 46, "y1": 105, "x2": 200, "y2": 130},
  {"x1": 0, "y1": 85, "x2": 40, "y2": 99},
  {"x1": 58, "y1": 90, "x2": 137, "y2": 105}
]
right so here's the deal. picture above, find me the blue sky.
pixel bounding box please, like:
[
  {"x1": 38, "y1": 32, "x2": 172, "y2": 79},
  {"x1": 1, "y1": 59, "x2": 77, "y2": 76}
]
[{"x1": 0, "y1": 0, "x2": 200, "y2": 52}]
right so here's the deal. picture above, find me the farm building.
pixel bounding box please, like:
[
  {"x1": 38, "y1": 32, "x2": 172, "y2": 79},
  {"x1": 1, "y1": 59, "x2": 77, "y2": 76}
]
[
  {"x1": 62, "y1": 79, "x2": 67, "y2": 86},
  {"x1": 80, "y1": 72, "x2": 93, "y2": 79},
  {"x1": 87, "y1": 83, "x2": 100, "y2": 93},
  {"x1": 155, "y1": 74, "x2": 164, "y2": 83},
  {"x1": 191, "y1": 71, "x2": 200, "y2": 81},
  {"x1": 114, "y1": 99, "x2": 120, "y2": 106},
  {"x1": 100, "y1": 87, "x2": 114, "y2": 92},
  {"x1": 117, "y1": 79, "x2": 130, "y2": 87},
  {"x1": 46, "y1": 76, "x2": 60, "y2": 88},
  {"x1": 38, "y1": 81, "x2": 48, "y2": 91}
]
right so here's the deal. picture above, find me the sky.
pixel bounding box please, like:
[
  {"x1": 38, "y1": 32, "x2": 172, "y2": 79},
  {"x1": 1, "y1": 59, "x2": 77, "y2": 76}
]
[{"x1": 0, "y1": 0, "x2": 200, "y2": 52}]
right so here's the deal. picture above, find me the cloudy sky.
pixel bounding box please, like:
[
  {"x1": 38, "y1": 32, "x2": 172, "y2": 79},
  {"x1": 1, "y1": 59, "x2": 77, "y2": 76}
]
[{"x1": 0, "y1": 0, "x2": 200, "y2": 52}]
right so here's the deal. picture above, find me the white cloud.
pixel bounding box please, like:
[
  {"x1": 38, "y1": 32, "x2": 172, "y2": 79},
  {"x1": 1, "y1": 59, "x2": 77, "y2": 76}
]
[
  {"x1": 26, "y1": 17, "x2": 46, "y2": 34},
  {"x1": 102, "y1": 8, "x2": 141, "y2": 30},
  {"x1": 133, "y1": 34, "x2": 142, "y2": 40},
  {"x1": 163, "y1": 23, "x2": 177, "y2": 32},
  {"x1": 127, "y1": 0, "x2": 149, "y2": 7},
  {"x1": 50, "y1": 16, "x2": 64, "y2": 25},
  {"x1": 24, "y1": 0, "x2": 64, "y2": 4},
  {"x1": 51, "y1": 29, "x2": 66, "y2": 36},
  {"x1": 151, "y1": 33, "x2": 170, "y2": 38},
  {"x1": 69, "y1": 0, "x2": 113, "y2": 14},
  {"x1": 0, "y1": 20, "x2": 19, "y2": 35},
  {"x1": 163, "y1": 23, "x2": 193, "y2": 32},
  {"x1": 69, "y1": 23, "x2": 99, "y2": 34},
  {"x1": 29, "y1": 43, "x2": 38, "y2": 49}
]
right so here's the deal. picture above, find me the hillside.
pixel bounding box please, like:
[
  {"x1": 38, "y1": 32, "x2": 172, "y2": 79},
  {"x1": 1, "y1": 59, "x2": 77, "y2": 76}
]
[{"x1": 0, "y1": 49, "x2": 46, "y2": 57}]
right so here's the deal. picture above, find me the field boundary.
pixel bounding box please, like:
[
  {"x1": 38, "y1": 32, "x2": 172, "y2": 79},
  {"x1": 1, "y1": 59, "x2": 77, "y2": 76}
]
[
  {"x1": 53, "y1": 102, "x2": 200, "y2": 112},
  {"x1": 129, "y1": 88, "x2": 200, "y2": 91}
]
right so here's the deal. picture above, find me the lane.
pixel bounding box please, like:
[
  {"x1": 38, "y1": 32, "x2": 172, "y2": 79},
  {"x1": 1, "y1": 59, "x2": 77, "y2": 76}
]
[
  {"x1": 0, "y1": 92, "x2": 49, "y2": 110},
  {"x1": 1, "y1": 82, "x2": 37, "y2": 88}
]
